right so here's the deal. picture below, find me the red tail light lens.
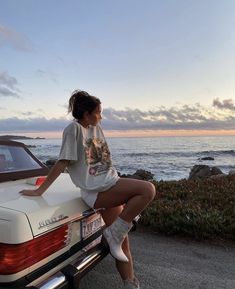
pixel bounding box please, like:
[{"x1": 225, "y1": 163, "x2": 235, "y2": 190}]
[
  {"x1": 35, "y1": 176, "x2": 46, "y2": 186},
  {"x1": 0, "y1": 224, "x2": 70, "y2": 275},
  {"x1": 26, "y1": 176, "x2": 47, "y2": 186}
]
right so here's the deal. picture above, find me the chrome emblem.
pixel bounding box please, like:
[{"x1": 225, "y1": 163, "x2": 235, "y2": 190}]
[{"x1": 38, "y1": 214, "x2": 68, "y2": 229}]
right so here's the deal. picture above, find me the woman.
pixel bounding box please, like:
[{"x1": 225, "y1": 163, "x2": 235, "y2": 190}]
[{"x1": 20, "y1": 90, "x2": 156, "y2": 289}]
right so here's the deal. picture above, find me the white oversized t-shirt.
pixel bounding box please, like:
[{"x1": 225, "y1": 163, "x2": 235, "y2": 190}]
[{"x1": 59, "y1": 121, "x2": 119, "y2": 193}]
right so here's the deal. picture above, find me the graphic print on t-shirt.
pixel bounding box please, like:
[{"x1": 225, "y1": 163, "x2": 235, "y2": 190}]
[{"x1": 84, "y1": 137, "x2": 112, "y2": 176}]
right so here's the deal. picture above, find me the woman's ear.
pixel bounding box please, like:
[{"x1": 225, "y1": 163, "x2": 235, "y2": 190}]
[
  {"x1": 83, "y1": 111, "x2": 90, "y2": 122},
  {"x1": 83, "y1": 111, "x2": 89, "y2": 118}
]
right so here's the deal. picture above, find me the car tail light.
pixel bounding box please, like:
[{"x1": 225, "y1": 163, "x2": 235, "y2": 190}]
[
  {"x1": 35, "y1": 176, "x2": 46, "y2": 186},
  {"x1": 26, "y1": 176, "x2": 47, "y2": 186},
  {"x1": 0, "y1": 224, "x2": 70, "y2": 275}
]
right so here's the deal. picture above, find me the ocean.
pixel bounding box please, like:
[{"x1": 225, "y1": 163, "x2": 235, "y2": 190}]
[{"x1": 21, "y1": 135, "x2": 235, "y2": 181}]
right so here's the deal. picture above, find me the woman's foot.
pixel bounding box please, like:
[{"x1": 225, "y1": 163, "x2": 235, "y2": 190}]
[{"x1": 123, "y1": 276, "x2": 140, "y2": 289}]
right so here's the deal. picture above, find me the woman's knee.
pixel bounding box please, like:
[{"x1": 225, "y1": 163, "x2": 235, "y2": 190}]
[
  {"x1": 142, "y1": 181, "x2": 156, "y2": 202},
  {"x1": 101, "y1": 205, "x2": 124, "y2": 225}
]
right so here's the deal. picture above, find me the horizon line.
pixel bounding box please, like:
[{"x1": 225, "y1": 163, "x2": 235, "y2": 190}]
[{"x1": 1, "y1": 129, "x2": 235, "y2": 139}]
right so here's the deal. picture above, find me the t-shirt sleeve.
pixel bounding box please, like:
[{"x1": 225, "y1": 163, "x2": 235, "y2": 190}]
[{"x1": 58, "y1": 124, "x2": 80, "y2": 161}]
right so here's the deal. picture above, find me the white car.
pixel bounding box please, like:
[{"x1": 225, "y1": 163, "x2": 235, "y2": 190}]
[{"x1": 0, "y1": 140, "x2": 109, "y2": 289}]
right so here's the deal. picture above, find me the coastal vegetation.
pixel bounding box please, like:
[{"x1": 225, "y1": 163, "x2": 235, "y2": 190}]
[{"x1": 141, "y1": 176, "x2": 235, "y2": 241}]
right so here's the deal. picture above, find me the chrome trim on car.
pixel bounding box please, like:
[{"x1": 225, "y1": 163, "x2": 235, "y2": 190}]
[
  {"x1": 75, "y1": 250, "x2": 102, "y2": 271},
  {"x1": 30, "y1": 272, "x2": 66, "y2": 289},
  {"x1": 27, "y1": 247, "x2": 107, "y2": 289}
]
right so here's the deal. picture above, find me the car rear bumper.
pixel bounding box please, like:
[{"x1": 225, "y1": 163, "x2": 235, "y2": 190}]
[
  {"x1": 27, "y1": 242, "x2": 109, "y2": 289},
  {"x1": 0, "y1": 232, "x2": 109, "y2": 289},
  {"x1": 26, "y1": 215, "x2": 140, "y2": 289}
]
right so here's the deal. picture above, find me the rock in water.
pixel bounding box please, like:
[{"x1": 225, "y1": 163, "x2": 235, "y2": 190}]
[
  {"x1": 189, "y1": 165, "x2": 224, "y2": 180},
  {"x1": 211, "y1": 166, "x2": 223, "y2": 175},
  {"x1": 119, "y1": 169, "x2": 155, "y2": 181},
  {"x1": 198, "y1": 156, "x2": 215, "y2": 161},
  {"x1": 133, "y1": 169, "x2": 154, "y2": 181},
  {"x1": 189, "y1": 165, "x2": 211, "y2": 180}
]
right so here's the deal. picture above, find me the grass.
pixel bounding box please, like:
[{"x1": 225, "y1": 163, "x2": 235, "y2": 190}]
[{"x1": 140, "y1": 176, "x2": 235, "y2": 241}]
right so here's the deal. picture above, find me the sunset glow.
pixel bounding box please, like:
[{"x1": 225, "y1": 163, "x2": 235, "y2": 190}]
[{"x1": 5, "y1": 129, "x2": 235, "y2": 139}]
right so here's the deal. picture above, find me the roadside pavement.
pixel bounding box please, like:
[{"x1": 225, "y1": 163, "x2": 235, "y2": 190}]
[{"x1": 79, "y1": 227, "x2": 235, "y2": 289}]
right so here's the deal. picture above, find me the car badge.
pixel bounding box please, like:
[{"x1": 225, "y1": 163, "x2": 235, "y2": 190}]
[{"x1": 38, "y1": 214, "x2": 68, "y2": 229}]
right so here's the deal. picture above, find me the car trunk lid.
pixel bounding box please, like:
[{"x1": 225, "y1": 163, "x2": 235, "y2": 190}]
[{"x1": 0, "y1": 173, "x2": 90, "y2": 237}]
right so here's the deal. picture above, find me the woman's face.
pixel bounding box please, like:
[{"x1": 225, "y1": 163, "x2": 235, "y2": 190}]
[{"x1": 87, "y1": 104, "x2": 102, "y2": 126}]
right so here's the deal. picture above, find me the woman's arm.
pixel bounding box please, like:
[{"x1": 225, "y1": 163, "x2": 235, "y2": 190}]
[{"x1": 19, "y1": 159, "x2": 70, "y2": 196}]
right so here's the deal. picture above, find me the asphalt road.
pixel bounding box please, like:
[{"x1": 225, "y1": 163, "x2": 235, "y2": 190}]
[{"x1": 79, "y1": 227, "x2": 235, "y2": 289}]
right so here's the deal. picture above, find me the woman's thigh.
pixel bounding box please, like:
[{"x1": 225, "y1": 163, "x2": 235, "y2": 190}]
[{"x1": 94, "y1": 177, "x2": 154, "y2": 209}]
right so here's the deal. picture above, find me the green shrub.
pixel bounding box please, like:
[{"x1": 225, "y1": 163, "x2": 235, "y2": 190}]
[{"x1": 140, "y1": 177, "x2": 235, "y2": 240}]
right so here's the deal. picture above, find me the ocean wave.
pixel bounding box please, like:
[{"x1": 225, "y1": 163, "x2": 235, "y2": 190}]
[
  {"x1": 119, "y1": 149, "x2": 235, "y2": 158},
  {"x1": 198, "y1": 150, "x2": 235, "y2": 155},
  {"x1": 120, "y1": 152, "x2": 196, "y2": 158}
]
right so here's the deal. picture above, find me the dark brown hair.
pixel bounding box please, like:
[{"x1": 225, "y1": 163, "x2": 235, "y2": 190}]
[{"x1": 68, "y1": 90, "x2": 101, "y2": 120}]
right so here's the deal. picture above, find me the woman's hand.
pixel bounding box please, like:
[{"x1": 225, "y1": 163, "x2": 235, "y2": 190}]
[
  {"x1": 19, "y1": 188, "x2": 44, "y2": 196},
  {"x1": 18, "y1": 160, "x2": 69, "y2": 197}
]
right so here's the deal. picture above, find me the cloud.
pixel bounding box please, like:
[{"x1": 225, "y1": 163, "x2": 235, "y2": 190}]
[
  {"x1": 35, "y1": 69, "x2": 46, "y2": 77},
  {"x1": 0, "y1": 87, "x2": 20, "y2": 98},
  {"x1": 101, "y1": 104, "x2": 235, "y2": 131},
  {"x1": 0, "y1": 71, "x2": 18, "y2": 89},
  {"x1": 35, "y1": 69, "x2": 59, "y2": 84},
  {"x1": 0, "y1": 24, "x2": 33, "y2": 51},
  {"x1": 0, "y1": 71, "x2": 20, "y2": 98},
  {"x1": 0, "y1": 101, "x2": 235, "y2": 133},
  {"x1": 16, "y1": 109, "x2": 45, "y2": 116},
  {"x1": 213, "y1": 98, "x2": 235, "y2": 111},
  {"x1": 0, "y1": 117, "x2": 69, "y2": 132},
  {"x1": 18, "y1": 111, "x2": 35, "y2": 116}
]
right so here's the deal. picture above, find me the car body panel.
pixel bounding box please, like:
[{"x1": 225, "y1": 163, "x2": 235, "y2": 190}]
[{"x1": 0, "y1": 207, "x2": 33, "y2": 243}]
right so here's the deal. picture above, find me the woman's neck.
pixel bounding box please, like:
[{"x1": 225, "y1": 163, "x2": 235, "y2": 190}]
[{"x1": 77, "y1": 119, "x2": 89, "y2": 128}]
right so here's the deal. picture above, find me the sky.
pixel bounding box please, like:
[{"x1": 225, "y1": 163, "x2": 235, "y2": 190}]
[{"x1": 1, "y1": 0, "x2": 235, "y2": 138}]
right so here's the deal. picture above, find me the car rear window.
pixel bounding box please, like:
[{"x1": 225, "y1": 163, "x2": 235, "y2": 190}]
[
  {"x1": 0, "y1": 141, "x2": 48, "y2": 182},
  {"x1": 0, "y1": 145, "x2": 42, "y2": 173}
]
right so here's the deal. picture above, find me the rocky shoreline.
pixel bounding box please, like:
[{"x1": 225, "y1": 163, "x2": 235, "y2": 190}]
[
  {"x1": 120, "y1": 165, "x2": 235, "y2": 181},
  {"x1": 44, "y1": 159, "x2": 235, "y2": 181}
]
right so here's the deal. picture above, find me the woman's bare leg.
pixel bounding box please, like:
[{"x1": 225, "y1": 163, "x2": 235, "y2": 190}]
[
  {"x1": 101, "y1": 206, "x2": 134, "y2": 280},
  {"x1": 96, "y1": 178, "x2": 156, "y2": 265},
  {"x1": 94, "y1": 178, "x2": 156, "y2": 223},
  {"x1": 116, "y1": 236, "x2": 134, "y2": 280}
]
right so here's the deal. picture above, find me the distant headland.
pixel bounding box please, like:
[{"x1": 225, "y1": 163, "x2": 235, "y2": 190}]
[{"x1": 0, "y1": 135, "x2": 45, "y2": 140}]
